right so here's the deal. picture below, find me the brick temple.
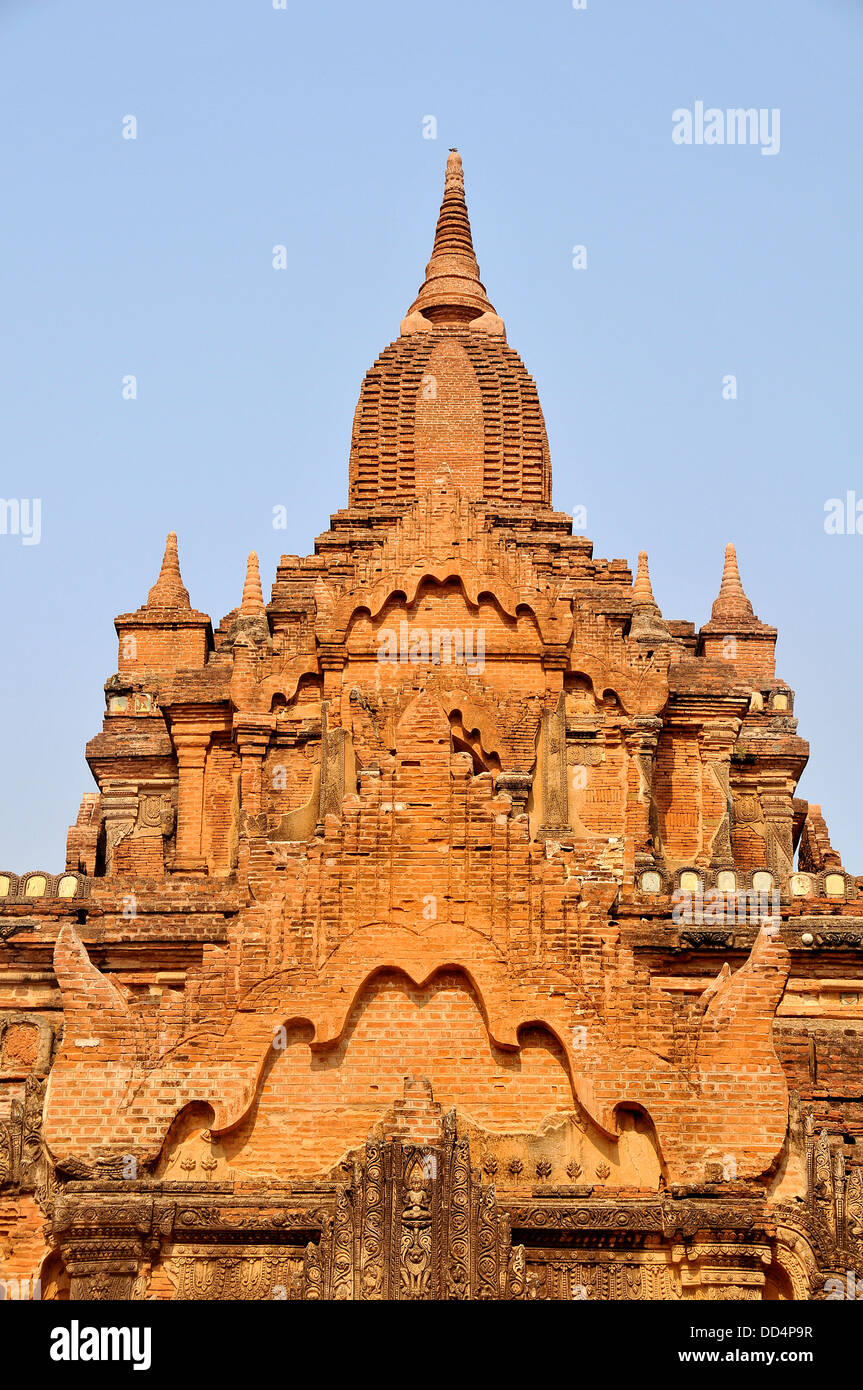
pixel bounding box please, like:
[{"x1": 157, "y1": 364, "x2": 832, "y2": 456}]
[{"x1": 1, "y1": 151, "x2": 861, "y2": 1301}]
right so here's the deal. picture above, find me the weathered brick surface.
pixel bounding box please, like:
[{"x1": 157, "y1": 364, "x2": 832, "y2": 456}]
[{"x1": 1, "y1": 150, "x2": 861, "y2": 1301}]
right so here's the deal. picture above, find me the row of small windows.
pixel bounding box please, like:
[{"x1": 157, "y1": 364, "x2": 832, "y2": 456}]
[
  {"x1": 639, "y1": 869, "x2": 847, "y2": 898},
  {"x1": 0, "y1": 872, "x2": 86, "y2": 900},
  {"x1": 1, "y1": 865, "x2": 847, "y2": 903}
]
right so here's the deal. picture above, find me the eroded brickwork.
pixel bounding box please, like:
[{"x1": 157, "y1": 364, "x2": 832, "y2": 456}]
[{"x1": 1, "y1": 150, "x2": 861, "y2": 1301}]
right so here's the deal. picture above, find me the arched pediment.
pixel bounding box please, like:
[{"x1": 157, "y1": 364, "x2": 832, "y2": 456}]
[{"x1": 322, "y1": 563, "x2": 570, "y2": 648}]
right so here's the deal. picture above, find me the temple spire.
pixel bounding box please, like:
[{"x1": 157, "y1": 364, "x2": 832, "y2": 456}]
[
  {"x1": 240, "y1": 550, "x2": 265, "y2": 615},
  {"x1": 711, "y1": 543, "x2": 754, "y2": 622},
  {"x1": 146, "y1": 531, "x2": 190, "y2": 609},
  {"x1": 402, "y1": 149, "x2": 503, "y2": 332},
  {"x1": 429, "y1": 149, "x2": 481, "y2": 267},
  {"x1": 632, "y1": 550, "x2": 658, "y2": 610},
  {"x1": 629, "y1": 549, "x2": 670, "y2": 644}
]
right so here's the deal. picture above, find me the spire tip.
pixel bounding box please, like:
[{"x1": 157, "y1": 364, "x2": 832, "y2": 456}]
[
  {"x1": 632, "y1": 550, "x2": 658, "y2": 609},
  {"x1": 146, "y1": 531, "x2": 190, "y2": 610},
  {"x1": 240, "y1": 549, "x2": 266, "y2": 615},
  {"x1": 402, "y1": 150, "x2": 499, "y2": 329},
  {"x1": 711, "y1": 542, "x2": 754, "y2": 621}
]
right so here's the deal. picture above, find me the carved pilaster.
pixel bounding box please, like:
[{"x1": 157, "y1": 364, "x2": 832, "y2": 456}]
[
  {"x1": 303, "y1": 1240, "x2": 324, "y2": 1299},
  {"x1": 698, "y1": 719, "x2": 740, "y2": 871},
  {"x1": 358, "y1": 1138, "x2": 385, "y2": 1299},
  {"x1": 758, "y1": 774, "x2": 796, "y2": 880},
  {"x1": 845, "y1": 1167, "x2": 863, "y2": 1250},
  {"x1": 234, "y1": 717, "x2": 274, "y2": 818},
  {"x1": 55, "y1": 1200, "x2": 151, "y2": 1301},
  {"x1": 506, "y1": 1242, "x2": 527, "y2": 1299},
  {"x1": 623, "y1": 715, "x2": 663, "y2": 873},
  {"x1": 444, "y1": 1121, "x2": 472, "y2": 1299},
  {"x1": 171, "y1": 727, "x2": 211, "y2": 873},
  {"x1": 539, "y1": 693, "x2": 569, "y2": 836},
  {"x1": 100, "y1": 782, "x2": 139, "y2": 873},
  {"x1": 834, "y1": 1152, "x2": 847, "y2": 1257},
  {"x1": 329, "y1": 1188, "x2": 354, "y2": 1300},
  {"x1": 318, "y1": 701, "x2": 346, "y2": 825}
]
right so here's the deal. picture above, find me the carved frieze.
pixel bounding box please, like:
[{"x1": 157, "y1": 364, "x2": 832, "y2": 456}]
[{"x1": 164, "y1": 1245, "x2": 306, "y2": 1301}]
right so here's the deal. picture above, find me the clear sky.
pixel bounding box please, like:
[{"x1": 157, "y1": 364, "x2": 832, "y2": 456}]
[{"x1": 1, "y1": 0, "x2": 861, "y2": 870}]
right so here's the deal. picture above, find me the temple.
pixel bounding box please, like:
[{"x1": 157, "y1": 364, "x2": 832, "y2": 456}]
[{"x1": 1, "y1": 151, "x2": 861, "y2": 1301}]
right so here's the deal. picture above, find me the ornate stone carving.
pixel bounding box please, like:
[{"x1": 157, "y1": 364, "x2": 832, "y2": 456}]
[
  {"x1": 566, "y1": 739, "x2": 603, "y2": 767},
  {"x1": 680, "y1": 930, "x2": 734, "y2": 950},
  {"x1": 0, "y1": 1073, "x2": 46, "y2": 1192},
  {"x1": 358, "y1": 1139, "x2": 384, "y2": 1299},
  {"x1": 814, "y1": 931, "x2": 863, "y2": 949},
  {"x1": 733, "y1": 792, "x2": 762, "y2": 825},
  {"x1": 519, "y1": 1256, "x2": 681, "y2": 1302},
  {"x1": 331, "y1": 1120, "x2": 512, "y2": 1299},
  {"x1": 845, "y1": 1167, "x2": 863, "y2": 1247},
  {"x1": 133, "y1": 788, "x2": 176, "y2": 843},
  {"x1": 510, "y1": 1203, "x2": 662, "y2": 1230},
  {"x1": 100, "y1": 786, "x2": 139, "y2": 871},
  {"x1": 165, "y1": 1246, "x2": 306, "y2": 1301},
  {"x1": 330, "y1": 1188, "x2": 353, "y2": 1300},
  {"x1": 399, "y1": 1153, "x2": 433, "y2": 1299}
]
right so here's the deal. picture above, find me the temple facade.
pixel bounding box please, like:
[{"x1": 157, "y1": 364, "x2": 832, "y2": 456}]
[{"x1": 1, "y1": 152, "x2": 861, "y2": 1301}]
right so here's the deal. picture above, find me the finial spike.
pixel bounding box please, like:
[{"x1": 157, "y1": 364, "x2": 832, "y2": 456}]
[
  {"x1": 403, "y1": 150, "x2": 500, "y2": 328},
  {"x1": 629, "y1": 548, "x2": 671, "y2": 642},
  {"x1": 632, "y1": 550, "x2": 658, "y2": 609},
  {"x1": 240, "y1": 550, "x2": 265, "y2": 615},
  {"x1": 146, "y1": 531, "x2": 190, "y2": 609},
  {"x1": 711, "y1": 542, "x2": 754, "y2": 621}
]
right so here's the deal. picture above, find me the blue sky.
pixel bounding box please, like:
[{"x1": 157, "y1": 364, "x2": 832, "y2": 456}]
[{"x1": 1, "y1": 0, "x2": 861, "y2": 868}]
